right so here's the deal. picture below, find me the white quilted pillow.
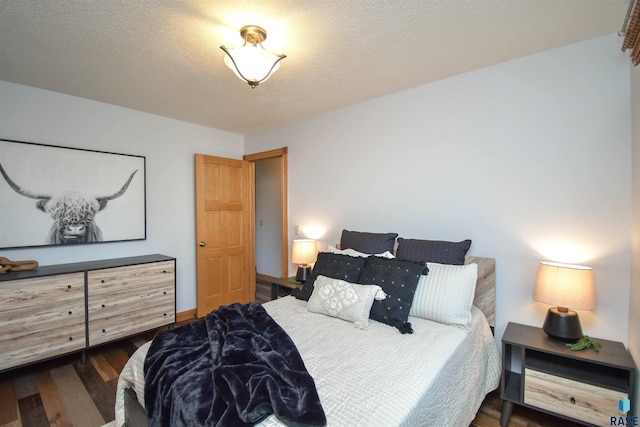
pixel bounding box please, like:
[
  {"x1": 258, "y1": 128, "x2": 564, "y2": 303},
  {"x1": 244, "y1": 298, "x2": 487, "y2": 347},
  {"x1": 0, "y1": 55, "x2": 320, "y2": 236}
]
[
  {"x1": 409, "y1": 262, "x2": 478, "y2": 332},
  {"x1": 307, "y1": 275, "x2": 383, "y2": 329}
]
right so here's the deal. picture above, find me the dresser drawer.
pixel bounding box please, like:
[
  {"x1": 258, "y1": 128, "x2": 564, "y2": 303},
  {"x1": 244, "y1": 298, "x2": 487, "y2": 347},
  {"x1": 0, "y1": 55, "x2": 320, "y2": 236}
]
[
  {"x1": 87, "y1": 280, "x2": 174, "y2": 316},
  {"x1": 88, "y1": 292, "x2": 174, "y2": 346},
  {"x1": 87, "y1": 261, "x2": 175, "y2": 294},
  {"x1": 0, "y1": 273, "x2": 85, "y2": 311},
  {"x1": 0, "y1": 311, "x2": 85, "y2": 370},
  {"x1": 524, "y1": 368, "x2": 627, "y2": 425}
]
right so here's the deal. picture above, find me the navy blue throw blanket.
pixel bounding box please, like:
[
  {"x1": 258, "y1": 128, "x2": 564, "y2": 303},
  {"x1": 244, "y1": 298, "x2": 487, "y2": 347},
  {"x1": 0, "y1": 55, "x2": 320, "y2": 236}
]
[{"x1": 144, "y1": 302, "x2": 326, "y2": 427}]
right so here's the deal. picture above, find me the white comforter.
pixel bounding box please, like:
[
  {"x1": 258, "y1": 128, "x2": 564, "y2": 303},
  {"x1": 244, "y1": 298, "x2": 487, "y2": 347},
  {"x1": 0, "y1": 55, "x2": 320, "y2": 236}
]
[{"x1": 116, "y1": 296, "x2": 500, "y2": 427}]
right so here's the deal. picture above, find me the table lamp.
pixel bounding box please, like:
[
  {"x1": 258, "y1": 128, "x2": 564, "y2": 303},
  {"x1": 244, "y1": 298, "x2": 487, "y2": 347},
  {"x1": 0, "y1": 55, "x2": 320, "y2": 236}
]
[
  {"x1": 292, "y1": 239, "x2": 317, "y2": 282},
  {"x1": 533, "y1": 261, "x2": 596, "y2": 342}
]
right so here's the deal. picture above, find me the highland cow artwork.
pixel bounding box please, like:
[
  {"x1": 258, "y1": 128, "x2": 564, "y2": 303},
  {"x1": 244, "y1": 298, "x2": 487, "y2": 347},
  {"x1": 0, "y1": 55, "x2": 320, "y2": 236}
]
[{"x1": 0, "y1": 139, "x2": 146, "y2": 249}]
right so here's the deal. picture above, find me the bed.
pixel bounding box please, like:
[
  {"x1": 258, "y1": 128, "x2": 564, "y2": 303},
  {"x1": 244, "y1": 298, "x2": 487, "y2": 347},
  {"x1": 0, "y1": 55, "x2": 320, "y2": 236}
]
[{"x1": 115, "y1": 232, "x2": 501, "y2": 427}]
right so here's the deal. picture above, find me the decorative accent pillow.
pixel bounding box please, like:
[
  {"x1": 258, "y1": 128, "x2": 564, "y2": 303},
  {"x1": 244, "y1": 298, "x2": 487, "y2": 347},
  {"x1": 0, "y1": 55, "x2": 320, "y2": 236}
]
[
  {"x1": 396, "y1": 238, "x2": 472, "y2": 265},
  {"x1": 291, "y1": 252, "x2": 367, "y2": 301},
  {"x1": 307, "y1": 275, "x2": 383, "y2": 329},
  {"x1": 409, "y1": 262, "x2": 478, "y2": 331},
  {"x1": 325, "y1": 245, "x2": 394, "y2": 259},
  {"x1": 340, "y1": 230, "x2": 398, "y2": 254},
  {"x1": 359, "y1": 257, "x2": 426, "y2": 334}
]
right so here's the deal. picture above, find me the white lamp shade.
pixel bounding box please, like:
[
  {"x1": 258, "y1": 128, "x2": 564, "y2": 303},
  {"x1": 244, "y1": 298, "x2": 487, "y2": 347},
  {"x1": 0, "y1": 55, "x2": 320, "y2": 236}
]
[
  {"x1": 223, "y1": 44, "x2": 282, "y2": 84},
  {"x1": 291, "y1": 239, "x2": 317, "y2": 265},
  {"x1": 534, "y1": 261, "x2": 596, "y2": 310}
]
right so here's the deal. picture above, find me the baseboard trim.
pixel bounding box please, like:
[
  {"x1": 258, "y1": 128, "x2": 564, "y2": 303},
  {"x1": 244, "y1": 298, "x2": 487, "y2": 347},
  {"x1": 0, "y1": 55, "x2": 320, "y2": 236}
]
[{"x1": 176, "y1": 309, "x2": 197, "y2": 322}]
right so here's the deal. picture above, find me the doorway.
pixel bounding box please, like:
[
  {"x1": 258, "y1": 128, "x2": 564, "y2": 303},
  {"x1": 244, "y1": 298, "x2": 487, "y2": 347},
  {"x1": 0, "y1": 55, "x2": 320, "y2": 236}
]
[{"x1": 243, "y1": 148, "x2": 288, "y2": 280}]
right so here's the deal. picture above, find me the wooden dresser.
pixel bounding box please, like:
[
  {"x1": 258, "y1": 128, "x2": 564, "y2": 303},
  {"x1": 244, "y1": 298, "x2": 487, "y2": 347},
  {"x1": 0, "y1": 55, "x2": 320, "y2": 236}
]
[{"x1": 0, "y1": 254, "x2": 176, "y2": 372}]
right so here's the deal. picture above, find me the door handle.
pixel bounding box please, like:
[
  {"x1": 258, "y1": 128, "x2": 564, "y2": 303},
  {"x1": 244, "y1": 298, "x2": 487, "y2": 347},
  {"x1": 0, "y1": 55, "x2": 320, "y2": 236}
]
[{"x1": 198, "y1": 242, "x2": 206, "y2": 247}]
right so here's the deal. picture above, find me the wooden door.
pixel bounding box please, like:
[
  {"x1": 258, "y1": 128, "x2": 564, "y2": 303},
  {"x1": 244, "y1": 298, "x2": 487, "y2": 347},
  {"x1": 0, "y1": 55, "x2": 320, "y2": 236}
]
[{"x1": 195, "y1": 154, "x2": 255, "y2": 318}]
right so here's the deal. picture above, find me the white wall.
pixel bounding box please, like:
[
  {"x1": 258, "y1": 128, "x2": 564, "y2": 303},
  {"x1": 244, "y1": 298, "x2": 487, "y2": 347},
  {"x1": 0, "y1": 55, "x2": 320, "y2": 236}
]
[
  {"x1": 246, "y1": 33, "x2": 632, "y2": 344},
  {"x1": 630, "y1": 60, "x2": 640, "y2": 413},
  {"x1": 0, "y1": 81, "x2": 244, "y2": 313}
]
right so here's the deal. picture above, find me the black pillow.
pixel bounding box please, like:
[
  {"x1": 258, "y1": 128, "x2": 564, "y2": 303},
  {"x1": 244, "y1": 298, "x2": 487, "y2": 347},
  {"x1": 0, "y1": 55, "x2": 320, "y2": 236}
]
[
  {"x1": 291, "y1": 252, "x2": 367, "y2": 301},
  {"x1": 396, "y1": 238, "x2": 472, "y2": 265},
  {"x1": 359, "y1": 257, "x2": 426, "y2": 334},
  {"x1": 340, "y1": 230, "x2": 398, "y2": 254}
]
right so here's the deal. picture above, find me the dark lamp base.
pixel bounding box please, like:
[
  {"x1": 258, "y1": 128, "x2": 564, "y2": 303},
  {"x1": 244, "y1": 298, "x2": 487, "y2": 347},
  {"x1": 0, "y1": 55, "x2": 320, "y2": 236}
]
[
  {"x1": 542, "y1": 307, "x2": 583, "y2": 342},
  {"x1": 295, "y1": 265, "x2": 311, "y2": 282}
]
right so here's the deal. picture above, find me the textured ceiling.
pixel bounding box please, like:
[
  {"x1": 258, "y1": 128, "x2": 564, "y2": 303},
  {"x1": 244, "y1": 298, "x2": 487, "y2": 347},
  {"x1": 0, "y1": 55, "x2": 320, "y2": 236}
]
[{"x1": 0, "y1": 0, "x2": 630, "y2": 135}]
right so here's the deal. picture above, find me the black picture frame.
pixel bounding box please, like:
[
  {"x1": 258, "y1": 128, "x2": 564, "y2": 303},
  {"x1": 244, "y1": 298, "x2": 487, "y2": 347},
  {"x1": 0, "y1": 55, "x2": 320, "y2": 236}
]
[{"x1": 0, "y1": 139, "x2": 146, "y2": 249}]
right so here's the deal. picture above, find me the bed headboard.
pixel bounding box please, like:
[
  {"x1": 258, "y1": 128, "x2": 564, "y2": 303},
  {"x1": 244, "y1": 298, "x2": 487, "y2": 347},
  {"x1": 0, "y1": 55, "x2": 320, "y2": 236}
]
[{"x1": 465, "y1": 256, "x2": 496, "y2": 327}]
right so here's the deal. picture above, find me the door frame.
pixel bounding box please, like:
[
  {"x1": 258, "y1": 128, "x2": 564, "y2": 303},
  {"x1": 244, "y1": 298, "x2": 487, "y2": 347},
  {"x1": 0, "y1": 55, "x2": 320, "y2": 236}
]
[{"x1": 243, "y1": 147, "x2": 288, "y2": 279}]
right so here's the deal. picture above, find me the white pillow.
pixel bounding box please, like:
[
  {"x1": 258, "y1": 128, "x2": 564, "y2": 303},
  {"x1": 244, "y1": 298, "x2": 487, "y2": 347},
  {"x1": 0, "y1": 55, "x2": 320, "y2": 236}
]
[
  {"x1": 307, "y1": 275, "x2": 383, "y2": 329},
  {"x1": 325, "y1": 245, "x2": 395, "y2": 259},
  {"x1": 409, "y1": 262, "x2": 478, "y2": 332}
]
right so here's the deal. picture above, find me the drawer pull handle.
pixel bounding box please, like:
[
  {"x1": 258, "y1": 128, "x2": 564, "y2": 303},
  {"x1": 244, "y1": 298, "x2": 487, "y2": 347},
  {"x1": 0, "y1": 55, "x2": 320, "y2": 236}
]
[
  {"x1": 570, "y1": 397, "x2": 576, "y2": 404},
  {"x1": 101, "y1": 279, "x2": 105, "y2": 283},
  {"x1": 101, "y1": 304, "x2": 106, "y2": 308},
  {"x1": 68, "y1": 311, "x2": 72, "y2": 315},
  {"x1": 163, "y1": 291, "x2": 167, "y2": 295},
  {"x1": 102, "y1": 329, "x2": 106, "y2": 333},
  {"x1": 67, "y1": 285, "x2": 72, "y2": 289},
  {"x1": 163, "y1": 270, "x2": 167, "y2": 273},
  {"x1": 69, "y1": 337, "x2": 73, "y2": 341}
]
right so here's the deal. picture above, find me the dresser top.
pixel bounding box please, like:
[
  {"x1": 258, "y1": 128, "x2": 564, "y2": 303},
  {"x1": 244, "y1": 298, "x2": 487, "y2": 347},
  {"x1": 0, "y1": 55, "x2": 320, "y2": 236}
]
[{"x1": 0, "y1": 254, "x2": 174, "y2": 282}]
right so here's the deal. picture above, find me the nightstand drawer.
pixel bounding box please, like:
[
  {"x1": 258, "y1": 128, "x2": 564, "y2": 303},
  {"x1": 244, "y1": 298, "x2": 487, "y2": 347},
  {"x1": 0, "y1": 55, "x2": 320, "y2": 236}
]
[{"x1": 524, "y1": 368, "x2": 627, "y2": 424}]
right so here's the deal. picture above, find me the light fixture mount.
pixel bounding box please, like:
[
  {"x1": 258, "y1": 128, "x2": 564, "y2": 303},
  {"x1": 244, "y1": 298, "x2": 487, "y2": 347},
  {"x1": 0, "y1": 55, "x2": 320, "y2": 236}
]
[
  {"x1": 240, "y1": 25, "x2": 267, "y2": 45},
  {"x1": 220, "y1": 25, "x2": 286, "y2": 89}
]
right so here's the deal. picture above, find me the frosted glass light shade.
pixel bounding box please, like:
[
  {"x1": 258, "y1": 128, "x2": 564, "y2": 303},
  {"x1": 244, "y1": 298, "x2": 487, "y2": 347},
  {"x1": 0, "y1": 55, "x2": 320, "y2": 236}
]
[{"x1": 223, "y1": 44, "x2": 283, "y2": 85}]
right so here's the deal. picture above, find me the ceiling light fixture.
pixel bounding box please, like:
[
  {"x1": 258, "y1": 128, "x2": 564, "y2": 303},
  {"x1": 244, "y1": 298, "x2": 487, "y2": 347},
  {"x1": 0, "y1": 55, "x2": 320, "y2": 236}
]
[{"x1": 220, "y1": 25, "x2": 286, "y2": 89}]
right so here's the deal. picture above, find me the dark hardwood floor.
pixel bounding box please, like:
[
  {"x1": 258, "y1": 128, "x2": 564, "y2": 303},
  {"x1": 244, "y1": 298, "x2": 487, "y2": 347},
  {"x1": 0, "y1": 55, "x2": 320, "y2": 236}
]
[
  {"x1": 0, "y1": 322, "x2": 582, "y2": 427},
  {"x1": 0, "y1": 329, "x2": 156, "y2": 427}
]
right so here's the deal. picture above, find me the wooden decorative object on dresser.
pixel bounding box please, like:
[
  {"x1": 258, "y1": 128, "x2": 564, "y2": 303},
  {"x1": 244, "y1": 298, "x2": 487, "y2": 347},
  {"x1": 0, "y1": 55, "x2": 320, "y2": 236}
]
[
  {"x1": 501, "y1": 322, "x2": 636, "y2": 427},
  {"x1": 0, "y1": 254, "x2": 176, "y2": 372}
]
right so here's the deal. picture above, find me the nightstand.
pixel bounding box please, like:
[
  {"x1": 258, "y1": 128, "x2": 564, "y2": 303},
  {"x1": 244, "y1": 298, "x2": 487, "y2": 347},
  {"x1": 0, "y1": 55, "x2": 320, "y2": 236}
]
[
  {"x1": 500, "y1": 322, "x2": 636, "y2": 427},
  {"x1": 256, "y1": 273, "x2": 304, "y2": 300}
]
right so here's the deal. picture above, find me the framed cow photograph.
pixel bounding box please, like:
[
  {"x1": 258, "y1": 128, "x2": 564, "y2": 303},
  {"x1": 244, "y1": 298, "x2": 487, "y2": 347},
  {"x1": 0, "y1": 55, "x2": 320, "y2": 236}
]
[{"x1": 0, "y1": 139, "x2": 146, "y2": 249}]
